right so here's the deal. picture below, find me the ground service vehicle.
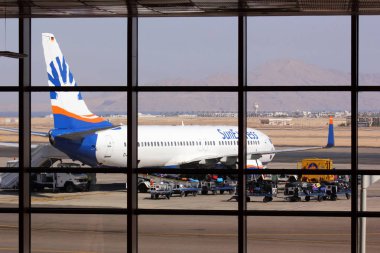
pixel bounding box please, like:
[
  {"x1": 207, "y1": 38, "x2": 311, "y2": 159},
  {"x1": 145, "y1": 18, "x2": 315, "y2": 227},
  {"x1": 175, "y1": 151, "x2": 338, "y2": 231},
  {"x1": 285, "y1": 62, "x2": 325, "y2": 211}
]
[
  {"x1": 298, "y1": 158, "x2": 335, "y2": 182},
  {"x1": 32, "y1": 172, "x2": 89, "y2": 192},
  {"x1": 171, "y1": 183, "x2": 199, "y2": 197},
  {"x1": 247, "y1": 177, "x2": 278, "y2": 202},
  {"x1": 138, "y1": 178, "x2": 152, "y2": 193},
  {"x1": 200, "y1": 180, "x2": 236, "y2": 195},
  {"x1": 150, "y1": 182, "x2": 173, "y2": 199}
]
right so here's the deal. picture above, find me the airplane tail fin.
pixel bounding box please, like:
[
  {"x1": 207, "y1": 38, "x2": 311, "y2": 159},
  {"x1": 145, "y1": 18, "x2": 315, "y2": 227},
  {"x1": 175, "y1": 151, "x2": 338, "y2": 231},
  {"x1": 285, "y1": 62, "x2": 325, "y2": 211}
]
[
  {"x1": 42, "y1": 33, "x2": 112, "y2": 130},
  {"x1": 326, "y1": 116, "x2": 335, "y2": 148}
]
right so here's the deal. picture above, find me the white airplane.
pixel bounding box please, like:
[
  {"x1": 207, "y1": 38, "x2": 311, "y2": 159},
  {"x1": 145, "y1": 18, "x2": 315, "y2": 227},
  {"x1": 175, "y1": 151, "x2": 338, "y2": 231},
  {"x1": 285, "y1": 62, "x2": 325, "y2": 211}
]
[{"x1": 0, "y1": 33, "x2": 335, "y2": 169}]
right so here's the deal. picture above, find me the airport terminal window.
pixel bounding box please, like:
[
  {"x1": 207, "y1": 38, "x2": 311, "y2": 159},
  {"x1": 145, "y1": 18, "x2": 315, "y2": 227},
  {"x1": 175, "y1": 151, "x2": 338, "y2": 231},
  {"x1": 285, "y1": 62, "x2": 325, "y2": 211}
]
[
  {"x1": 247, "y1": 16, "x2": 350, "y2": 86},
  {"x1": 31, "y1": 19, "x2": 127, "y2": 86},
  {"x1": 358, "y1": 92, "x2": 380, "y2": 170},
  {"x1": 0, "y1": 19, "x2": 18, "y2": 86},
  {"x1": 139, "y1": 18, "x2": 237, "y2": 86},
  {"x1": 360, "y1": 16, "x2": 380, "y2": 86},
  {"x1": 2, "y1": 12, "x2": 380, "y2": 253}
]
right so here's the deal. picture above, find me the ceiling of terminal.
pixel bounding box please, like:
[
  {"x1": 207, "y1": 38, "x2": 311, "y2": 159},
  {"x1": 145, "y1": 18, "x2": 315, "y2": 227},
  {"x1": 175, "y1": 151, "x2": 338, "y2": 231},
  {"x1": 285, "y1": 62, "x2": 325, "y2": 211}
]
[{"x1": 0, "y1": 0, "x2": 380, "y2": 18}]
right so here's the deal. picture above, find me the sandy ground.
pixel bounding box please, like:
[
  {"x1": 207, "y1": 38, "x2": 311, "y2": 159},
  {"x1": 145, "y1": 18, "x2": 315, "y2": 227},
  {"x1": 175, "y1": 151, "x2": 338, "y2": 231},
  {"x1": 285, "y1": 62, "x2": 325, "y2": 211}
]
[{"x1": 0, "y1": 116, "x2": 379, "y2": 147}]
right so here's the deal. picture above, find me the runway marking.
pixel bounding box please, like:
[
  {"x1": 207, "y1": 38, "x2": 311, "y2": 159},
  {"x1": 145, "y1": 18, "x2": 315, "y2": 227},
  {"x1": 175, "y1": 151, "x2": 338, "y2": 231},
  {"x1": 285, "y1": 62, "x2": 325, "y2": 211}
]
[
  {"x1": 140, "y1": 232, "x2": 380, "y2": 238},
  {"x1": 1, "y1": 223, "x2": 380, "y2": 237},
  {"x1": 0, "y1": 247, "x2": 16, "y2": 251},
  {"x1": 139, "y1": 233, "x2": 380, "y2": 245},
  {"x1": 31, "y1": 191, "x2": 115, "y2": 203},
  {"x1": 0, "y1": 247, "x2": 95, "y2": 253},
  {"x1": 0, "y1": 197, "x2": 18, "y2": 203},
  {"x1": 0, "y1": 225, "x2": 17, "y2": 229}
]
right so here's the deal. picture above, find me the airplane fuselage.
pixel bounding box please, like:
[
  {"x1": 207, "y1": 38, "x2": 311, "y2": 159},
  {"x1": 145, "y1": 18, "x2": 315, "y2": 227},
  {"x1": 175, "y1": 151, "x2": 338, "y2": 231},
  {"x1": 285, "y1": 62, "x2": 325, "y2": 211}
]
[{"x1": 52, "y1": 125, "x2": 275, "y2": 168}]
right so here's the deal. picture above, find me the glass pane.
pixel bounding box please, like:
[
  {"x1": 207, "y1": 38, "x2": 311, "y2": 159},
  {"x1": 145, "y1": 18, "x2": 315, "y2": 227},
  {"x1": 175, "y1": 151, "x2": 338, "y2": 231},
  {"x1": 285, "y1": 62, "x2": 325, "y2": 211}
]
[
  {"x1": 243, "y1": 174, "x2": 351, "y2": 211},
  {"x1": 139, "y1": 216, "x2": 237, "y2": 253},
  {"x1": 248, "y1": 92, "x2": 351, "y2": 170},
  {"x1": 358, "y1": 175, "x2": 380, "y2": 212},
  {"x1": 139, "y1": 18, "x2": 237, "y2": 86},
  {"x1": 360, "y1": 16, "x2": 380, "y2": 86},
  {"x1": 0, "y1": 19, "x2": 18, "y2": 86},
  {"x1": 31, "y1": 172, "x2": 126, "y2": 208},
  {"x1": 138, "y1": 92, "x2": 238, "y2": 209},
  {"x1": 248, "y1": 16, "x2": 350, "y2": 86},
  {"x1": 248, "y1": 217, "x2": 350, "y2": 252},
  {"x1": 0, "y1": 92, "x2": 18, "y2": 167},
  {"x1": 358, "y1": 92, "x2": 380, "y2": 170},
  {"x1": 0, "y1": 214, "x2": 18, "y2": 252},
  {"x1": 32, "y1": 214, "x2": 126, "y2": 253},
  {"x1": 0, "y1": 173, "x2": 19, "y2": 207},
  {"x1": 138, "y1": 92, "x2": 237, "y2": 168},
  {"x1": 138, "y1": 174, "x2": 237, "y2": 210},
  {"x1": 31, "y1": 91, "x2": 127, "y2": 208},
  {"x1": 366, "y1": 218, "x2": 380, "y2": 252},
  {"x1": 31, "y1": 92, "x2": 127, "y2": 168},
  {"x1": 32, "y1": 18, "x2": 127, "y2": 86}
]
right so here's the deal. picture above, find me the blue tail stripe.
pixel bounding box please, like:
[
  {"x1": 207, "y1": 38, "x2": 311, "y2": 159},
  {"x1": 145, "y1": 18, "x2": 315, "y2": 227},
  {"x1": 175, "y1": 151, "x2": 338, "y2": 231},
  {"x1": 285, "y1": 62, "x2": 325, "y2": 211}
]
[{"x1": 327, "y1": 123, "x2": 334, "y2": 147}]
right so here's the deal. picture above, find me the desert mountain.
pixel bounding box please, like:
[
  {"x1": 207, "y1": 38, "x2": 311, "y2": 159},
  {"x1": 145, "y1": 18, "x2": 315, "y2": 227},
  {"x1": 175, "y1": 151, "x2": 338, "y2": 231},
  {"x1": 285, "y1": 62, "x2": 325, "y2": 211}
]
[{"x1": 30, "y1": 59, "x2": 379, "y2": 114}]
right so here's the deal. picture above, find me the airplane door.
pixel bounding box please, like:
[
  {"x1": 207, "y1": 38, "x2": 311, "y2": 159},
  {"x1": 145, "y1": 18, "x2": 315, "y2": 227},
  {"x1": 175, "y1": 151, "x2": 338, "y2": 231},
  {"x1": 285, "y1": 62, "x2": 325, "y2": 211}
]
[{"x1": 105, "y1": 135, "x2": 113, "y2": 158}]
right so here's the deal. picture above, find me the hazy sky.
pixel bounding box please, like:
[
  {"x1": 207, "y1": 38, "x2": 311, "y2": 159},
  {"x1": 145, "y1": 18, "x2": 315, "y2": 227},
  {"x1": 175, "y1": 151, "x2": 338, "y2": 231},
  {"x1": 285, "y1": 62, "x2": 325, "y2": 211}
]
[{"x1": 0, "y1": 16, "x2": 379, "y2": 113}]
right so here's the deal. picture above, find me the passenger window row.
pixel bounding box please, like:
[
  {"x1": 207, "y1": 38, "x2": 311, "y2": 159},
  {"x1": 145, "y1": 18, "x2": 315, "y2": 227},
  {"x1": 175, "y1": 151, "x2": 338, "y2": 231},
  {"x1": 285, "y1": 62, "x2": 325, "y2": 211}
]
[{"x1": 136, "y1": 140, "x2": 260, "y2": 147}]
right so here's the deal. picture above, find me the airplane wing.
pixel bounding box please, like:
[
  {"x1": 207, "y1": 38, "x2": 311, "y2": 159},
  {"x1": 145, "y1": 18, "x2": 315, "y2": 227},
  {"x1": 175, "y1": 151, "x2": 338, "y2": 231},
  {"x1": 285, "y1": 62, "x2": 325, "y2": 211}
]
[
  {"x1": 0, "y1": 126, "x2": 116, "y2": 140},
  {"x1": 166, "y1": 153, "x2": 223, "y2": 166},
  {"x1": 165, "y1": 116, "x2": 335, "y2": 167},
  {"x1": 171, "y1": 145, "x2": 329, "y2": 167},
  {"x1": 0, "y1": 127, "x2": 49, "y2": 137},
  {"x1": 52, "y1": 126, "x2": 117, "y2": 141},
  {"x1": 0, "y1": 142, "x2": 38, "y2": 148},
  {"x1": 162, "y1": 144, "x2": 332, "y2": 168},
  {"x1": 0, "y1": 142, "x2": 20, "y2": 147}
]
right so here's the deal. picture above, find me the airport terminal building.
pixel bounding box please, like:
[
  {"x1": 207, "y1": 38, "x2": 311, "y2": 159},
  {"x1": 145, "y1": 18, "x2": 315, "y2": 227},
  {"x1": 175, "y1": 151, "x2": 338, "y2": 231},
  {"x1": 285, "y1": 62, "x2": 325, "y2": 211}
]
[{"x1": 1, "y1": 1, "x2": 380, "y2": 253}]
